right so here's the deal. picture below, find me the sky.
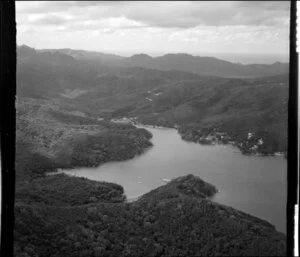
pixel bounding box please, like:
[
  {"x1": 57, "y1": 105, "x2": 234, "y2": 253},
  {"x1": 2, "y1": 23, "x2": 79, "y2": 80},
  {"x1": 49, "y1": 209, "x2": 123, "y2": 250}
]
[{"x1": 16, "y1": 1, "x2": 290, "y2": 62}]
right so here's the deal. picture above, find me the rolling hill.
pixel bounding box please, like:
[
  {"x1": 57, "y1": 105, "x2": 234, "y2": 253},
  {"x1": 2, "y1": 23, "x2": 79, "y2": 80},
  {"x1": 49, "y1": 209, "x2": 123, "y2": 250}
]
[
  {"x1": 14, "y1": 45, "x2": 288, "y2": 256},
  {"x1": 18, "y1": 45, "x2": 289, "y2": 78},
  {"x1": 17, "y1": 45, "x2": 288, "y2": 155},
  {"x1": 120, "y1": 53, "x2": 288, "y2": 78}
]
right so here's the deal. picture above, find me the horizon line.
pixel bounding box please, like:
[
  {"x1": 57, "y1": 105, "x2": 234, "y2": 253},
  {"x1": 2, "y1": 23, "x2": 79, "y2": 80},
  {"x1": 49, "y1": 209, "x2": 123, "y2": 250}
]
[{"x1": 17, "y1": 44, "x2": 289, "y2": 65}]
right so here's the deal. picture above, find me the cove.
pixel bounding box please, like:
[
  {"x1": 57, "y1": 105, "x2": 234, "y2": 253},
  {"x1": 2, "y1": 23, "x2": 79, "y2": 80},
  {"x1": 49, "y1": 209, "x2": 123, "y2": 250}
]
[{"x1": 64, "y1": 125, "x2": 287, "y2": 233}]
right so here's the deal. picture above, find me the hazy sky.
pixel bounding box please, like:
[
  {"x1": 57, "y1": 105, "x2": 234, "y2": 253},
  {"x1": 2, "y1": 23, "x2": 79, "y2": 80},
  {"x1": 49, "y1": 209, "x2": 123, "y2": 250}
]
[{"x1": 16, "y1": 1, "x2": 290, "y2": 58}]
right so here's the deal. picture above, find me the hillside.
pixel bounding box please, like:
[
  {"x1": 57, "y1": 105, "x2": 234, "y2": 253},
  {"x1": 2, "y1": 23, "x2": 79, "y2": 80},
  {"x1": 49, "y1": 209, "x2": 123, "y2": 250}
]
[
  {"x1": 18, "y1": 45, "x2": 288, "y2": 78},
  {"x1": 120, "y1": 53, "x2": 288, "y2": 78},
  {"x1": 14, "y1": 45, "x2": 288, "y2": 256},
  {"x1": 16, "y1": 45, "x2": 288, "y2": 156},
  {"x1": 16, "y1": 97, "x2": 153, "y2": 183},
  {"x1": 115, "y1": 75, "x2": 288, "y2": 155},
  {"x1": 15, "y1": 172, "x2": 286, "y2": 257},
  {"x1": 15, "y1": 97, "x2": 287, "y2": 256}
]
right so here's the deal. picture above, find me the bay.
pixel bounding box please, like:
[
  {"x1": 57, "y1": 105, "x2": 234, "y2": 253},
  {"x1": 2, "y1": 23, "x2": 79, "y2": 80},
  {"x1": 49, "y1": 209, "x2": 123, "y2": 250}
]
[{"x1": 65, "y1": 125, "x2": 287, "y2": 233}]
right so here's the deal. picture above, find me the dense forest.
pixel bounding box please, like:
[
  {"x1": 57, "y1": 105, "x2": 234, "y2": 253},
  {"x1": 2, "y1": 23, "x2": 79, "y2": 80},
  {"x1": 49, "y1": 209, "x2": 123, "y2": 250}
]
[
  {"x1": 15, "y1": 170, "x2": 286, "y2": 257},
  {"x1": 17, "y1": 45, "x2": 288, "y2": 156},
  {"x1": 14, "y1": 45, "x2": 287, "y2": 256}
]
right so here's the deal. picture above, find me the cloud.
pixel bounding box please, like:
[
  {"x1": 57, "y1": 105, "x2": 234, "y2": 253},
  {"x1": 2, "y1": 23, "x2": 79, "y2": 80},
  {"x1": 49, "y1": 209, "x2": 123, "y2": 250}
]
[
  {"x1": 64, "y1": 16, "x2": 145, "y2": 32},
  {"x1": 16, "y1": 1, "x2": 289, "y2": 56},
  {"x1": 30, "y1": 14, "x2": 68, "y2": 26},
  {"x1": 123, "y1": 1, "x2": 289, "y2": 28},
  {"x1": 16, "y1": 1, "x2": 290, "y2": 29},
  {"x1": 16, "y1": 2, "x2": 73, "y2": 13}
]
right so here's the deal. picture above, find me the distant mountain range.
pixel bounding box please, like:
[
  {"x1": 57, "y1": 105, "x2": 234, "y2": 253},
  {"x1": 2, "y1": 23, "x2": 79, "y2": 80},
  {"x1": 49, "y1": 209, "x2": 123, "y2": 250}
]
[
  {"x1": 17, "y1": 45, "x2": 288, "y2": 78},
  {"x1": 15, "y1": 44, "x2": 288, "y2": 257},
  {"x1": 16, "y1": 44, "x2": 288, "y2": 156}
]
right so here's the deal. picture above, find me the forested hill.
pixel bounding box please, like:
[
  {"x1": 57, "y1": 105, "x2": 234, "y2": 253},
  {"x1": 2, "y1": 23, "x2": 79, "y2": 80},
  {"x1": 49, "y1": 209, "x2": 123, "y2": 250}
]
[
  {"x1": 17, "y1": 45, "x2": 288, "y2": 156},
  {"x1": 15, "y1": 172, "x2": 286, "y2": 257},
  {"x1": 18, "y1": 44, "x2": 288, "y2": 78},
  {"x1": 14, "y1": 45, "x2": 288, "y2": 256},
  {"x1": 119, "y1": 53, "x2": 288, "y2": 78}
]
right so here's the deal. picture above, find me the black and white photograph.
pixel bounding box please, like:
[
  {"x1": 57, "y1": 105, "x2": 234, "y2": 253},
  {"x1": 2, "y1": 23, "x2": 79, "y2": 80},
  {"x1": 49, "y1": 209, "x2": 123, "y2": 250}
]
[{"x1": 2, "y1": 1, "x2": 294, "y2": 256}]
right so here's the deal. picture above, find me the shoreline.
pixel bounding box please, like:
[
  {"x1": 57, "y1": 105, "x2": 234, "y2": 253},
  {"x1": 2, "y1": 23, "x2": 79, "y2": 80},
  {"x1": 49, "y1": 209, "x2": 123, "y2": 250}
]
[
  {"x1": 15, "y1": 172, "x2": 286, "y2": 256},
  {"x1": 32, "y1": 117, "x2": 285, "y2": 234},
  {"x1": 43, "y1": 168, "x2": 285, "y2": 236},
  {"x1": 15, "y1": 117, "x2": 287, "y2": 257},
  {"x1": 111, "y1": 117, "x2": 287, "y2": 159}
]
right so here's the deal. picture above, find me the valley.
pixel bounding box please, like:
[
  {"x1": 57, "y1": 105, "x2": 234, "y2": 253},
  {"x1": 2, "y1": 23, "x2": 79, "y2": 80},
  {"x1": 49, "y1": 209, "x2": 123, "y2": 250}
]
[
  {"x1": 13, "y1": 45, "x2": 288, "y2": 256},
  {"x1": 17, "y1": 45, "x2": 288, "y2": 157}
]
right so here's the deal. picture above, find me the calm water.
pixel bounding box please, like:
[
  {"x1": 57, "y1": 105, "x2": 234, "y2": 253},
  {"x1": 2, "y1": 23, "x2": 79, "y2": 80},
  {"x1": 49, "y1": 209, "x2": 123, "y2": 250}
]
[{"x1": 65, "y1": 125, "x2": 287, "y2": 233}]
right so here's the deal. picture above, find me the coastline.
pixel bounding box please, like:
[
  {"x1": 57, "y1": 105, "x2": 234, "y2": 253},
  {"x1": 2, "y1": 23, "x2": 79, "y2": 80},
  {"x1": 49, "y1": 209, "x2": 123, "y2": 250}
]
[
  {"x1": 111, "y1": 116, "x2": 287, "y2": 158},
  {"x1": 15, "y1": 117, "x2": 287, "y2": 257}
]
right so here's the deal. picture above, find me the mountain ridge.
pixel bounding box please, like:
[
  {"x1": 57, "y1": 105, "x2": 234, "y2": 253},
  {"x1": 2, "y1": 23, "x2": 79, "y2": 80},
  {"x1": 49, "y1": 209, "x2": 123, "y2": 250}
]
[
  {"x1": 17, "y1": 44, "x2": 288, "y2": 78},
  {"x1": 14, "y1": 43, "x2": 288, "y2": 256},
  {"x1": 17, "y1": 44, "x2": 288, "y2": 65}
]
